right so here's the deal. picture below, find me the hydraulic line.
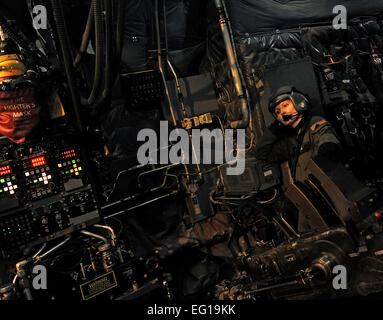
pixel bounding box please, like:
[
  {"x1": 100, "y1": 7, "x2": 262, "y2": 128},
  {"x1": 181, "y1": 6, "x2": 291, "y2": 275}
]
[
  {"x1": 154, "y1": 0, "x2": 191, "y2": 180},
  {"x1": 33, "y1": 243, "x2": 47, "y2": 258},
  {"x1": 12, "y1": 243, "x2": 47, "y2": 286},
  {"x1": 115, "y1": 0, "x2": 126, "y2": 66},
  {"x1": 14, "y1": 236, "x2": 72, "y2": 300},
  {"x1": 155, "y1": 0, "x2": 177, "y2": 127},
  {"x1": 80, "y1": 230, "x2": 109, "y2": 244},
  {"x1": 50, "y1": 0, "x2": 83, "y2": 132},
  {"x1": 91, "y1": 0, "x2": 123, "y2": 116},
  {"x1": 161, "y1": 1, "x2": 202, "y2": 179},
  {"x1": 99, "y1": 0, "x2": 112, "y2": 102},
  {"x1": 38, "y1": 236, "x2": 72, "y2": 260},
  {"x1": 85, "y1": 0, "x2": 104, "y2": 106},
  {"x1": 104, "y1": 190, "x2": 179, "y2": 220},
  {"x1": 74, "y1": 1, "x2": 94, "y2": 69},
  {"x1": 94, "y1": 224, "x2": 117, "y2": 241},
  {"x1": 94, "y1": 224, "x2": 124, "y2": 263},
  {"x1": 214, "y1": 0, "x2": 249, "y2": 129},
  {"x1": 166, "y1": 56, "x2": 202, "y2": 178}
]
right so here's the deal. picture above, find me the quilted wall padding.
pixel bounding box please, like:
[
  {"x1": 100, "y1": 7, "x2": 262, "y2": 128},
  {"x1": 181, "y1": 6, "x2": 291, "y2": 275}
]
[{"x1": 225, "y1": 0, "x2": 383, "y2": 34}]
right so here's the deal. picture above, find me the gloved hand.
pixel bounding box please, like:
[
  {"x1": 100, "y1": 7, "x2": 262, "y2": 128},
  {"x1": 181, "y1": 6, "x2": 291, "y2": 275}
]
[{"x1": 318, "y1": 142, "x2": 341, "y2": 162}]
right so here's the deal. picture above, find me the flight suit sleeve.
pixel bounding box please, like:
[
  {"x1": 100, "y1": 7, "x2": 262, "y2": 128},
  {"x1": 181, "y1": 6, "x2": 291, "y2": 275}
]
[
  {"x1": 310, "y1": 118, "x2": 340, "y2": 148},
  {"x1": 255, "y1": 122, "x2": 291, "y2": 164},
  {"x1": 310, "y1": 118, "x2": 341, "y2": 160}
]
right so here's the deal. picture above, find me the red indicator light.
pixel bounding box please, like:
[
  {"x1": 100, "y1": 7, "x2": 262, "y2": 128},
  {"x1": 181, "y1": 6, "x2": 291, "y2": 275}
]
[
  {"x1": 61, "y1": 149, "x2": 76, "y2": 159},
  {"x1": 31, "y1": 156, "x2": 46, "y2": 167},
  {"x1": 0, "y1": 165, "x2": 11, "y2": 176}
]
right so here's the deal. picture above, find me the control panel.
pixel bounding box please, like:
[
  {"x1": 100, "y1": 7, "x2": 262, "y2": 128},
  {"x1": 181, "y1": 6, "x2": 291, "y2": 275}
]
[
  {"x1": 23, "y1": 154, "x2": 54, "y2": 200},
  {"x1": 0, "y1": 138, "x2": 100, "y2": 252},
  {"x1": 0, "y1": 164, "x2": 18, "y2": 198}
]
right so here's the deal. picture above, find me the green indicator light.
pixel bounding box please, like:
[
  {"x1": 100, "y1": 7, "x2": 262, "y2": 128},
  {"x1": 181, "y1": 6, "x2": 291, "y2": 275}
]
[
  {"x1": 0, "y1": 179, "x2": 4, "y2": 183},
  {"x1": 34, "y1": 180, "x2": 38, "y2": 183},
  {"x1": 65, "y1": 171, "x2": 69, "y2": 174},
  {"x1": 0, "y1": 190, "x2": 3, "y2": 193},
  {"x1": 72, "y1": 160, "x2": 76, "y2": 164}
]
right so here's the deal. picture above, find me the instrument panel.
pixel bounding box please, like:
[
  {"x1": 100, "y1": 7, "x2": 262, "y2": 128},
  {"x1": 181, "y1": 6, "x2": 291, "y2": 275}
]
[{"x1": 0, "y1": 138, "x2": 100, "y2": 252}]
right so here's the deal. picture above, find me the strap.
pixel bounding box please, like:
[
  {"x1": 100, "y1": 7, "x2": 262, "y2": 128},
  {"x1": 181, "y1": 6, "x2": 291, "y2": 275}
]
[{"x1": 291, "y1": 116, "x2": 311, "y2": 180}]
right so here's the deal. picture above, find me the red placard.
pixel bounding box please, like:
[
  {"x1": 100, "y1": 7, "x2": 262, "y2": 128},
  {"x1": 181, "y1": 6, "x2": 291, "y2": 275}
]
[{"x1": 0, "y1": 87, "x2": 41, "y2": 144}]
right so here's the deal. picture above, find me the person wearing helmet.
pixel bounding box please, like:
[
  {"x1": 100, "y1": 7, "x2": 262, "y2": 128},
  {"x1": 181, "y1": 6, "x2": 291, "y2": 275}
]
[
  {"x1": 255, "y1": 86, "x2": 341, "y2": 233},
  {"x1": 255, "y1": 86, "x2": 341, "y2": 184}
]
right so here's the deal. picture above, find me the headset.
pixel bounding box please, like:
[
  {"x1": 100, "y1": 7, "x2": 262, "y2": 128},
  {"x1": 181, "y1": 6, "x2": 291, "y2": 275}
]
[{"x1": 268, "y1": 86, "x2": 310, "y2": 119}]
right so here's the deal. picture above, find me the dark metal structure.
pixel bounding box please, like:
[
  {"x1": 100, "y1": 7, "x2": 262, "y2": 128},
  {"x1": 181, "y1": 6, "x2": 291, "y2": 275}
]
[{"x1": 0, "y1": 0, "x2": 382, "y2": 301}]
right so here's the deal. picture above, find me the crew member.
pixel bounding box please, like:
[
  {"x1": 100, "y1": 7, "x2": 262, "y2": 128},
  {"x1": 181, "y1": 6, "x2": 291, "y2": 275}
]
[
  {"x1": 255, "y1": 86, "x2": 341, "y2": 182},
  {"x1": 255, "y1": 86, "x2": 341, "y2": 231}
]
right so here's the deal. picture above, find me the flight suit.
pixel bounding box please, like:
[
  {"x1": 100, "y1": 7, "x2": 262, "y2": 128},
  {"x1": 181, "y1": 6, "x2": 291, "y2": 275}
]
[
  {"x1": 255, "y1": 115, "x2": 340, "y2": 182},
  {"x1": 255, "y1": 115, "x2": 341, "y2": 232}
]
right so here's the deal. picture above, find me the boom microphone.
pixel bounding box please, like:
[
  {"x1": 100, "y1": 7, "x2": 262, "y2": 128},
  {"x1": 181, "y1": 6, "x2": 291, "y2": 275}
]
[{"x1": 282, "y1": 113, "x2": 298, "y2": 121}]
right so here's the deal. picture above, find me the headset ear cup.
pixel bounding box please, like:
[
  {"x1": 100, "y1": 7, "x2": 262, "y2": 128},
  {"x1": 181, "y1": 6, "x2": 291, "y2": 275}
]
[
  {"x1": 269, "y1": 87, "x2": 310, "y2": 116},
  {"x1": 291, "y1": 91, "x2": 309, "y2": 114}
]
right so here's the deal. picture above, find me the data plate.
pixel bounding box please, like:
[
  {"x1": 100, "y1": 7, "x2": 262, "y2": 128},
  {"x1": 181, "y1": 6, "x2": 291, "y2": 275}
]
[{"x1": 80, "y1": 271, "x2": 118, "y2": 300}]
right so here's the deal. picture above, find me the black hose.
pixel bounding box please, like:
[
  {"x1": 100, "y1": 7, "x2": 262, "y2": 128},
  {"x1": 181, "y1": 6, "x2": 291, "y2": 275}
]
[
  {"x1": 90, "y1": 0, "x2": 117, "y2": 119},
  {"x1": 90, "y1": 0, "x2": 126, "y2": 119},
  {"x1": 50, "y1": 0, "x2": 83, "y2": 132},
  {"x1": 86, "y1": 0, "x2": 104, "y2": 106},
  {"x1": 115, "y1": 0, "x2": 125, "y2": 64},
  {"x1": 73, "y1": 1, "x2": 94, "y2": 69},
  {"x1": 100, "y1": 0, "x2": 112, "y2": 101}
]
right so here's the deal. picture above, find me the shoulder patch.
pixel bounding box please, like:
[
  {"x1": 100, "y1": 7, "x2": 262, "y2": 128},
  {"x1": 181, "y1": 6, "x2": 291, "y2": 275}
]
[{"x1": 310, "y1": 119, "x2": 327, "y2": 132}]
